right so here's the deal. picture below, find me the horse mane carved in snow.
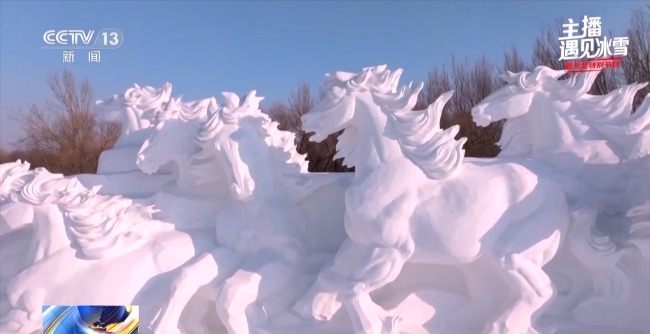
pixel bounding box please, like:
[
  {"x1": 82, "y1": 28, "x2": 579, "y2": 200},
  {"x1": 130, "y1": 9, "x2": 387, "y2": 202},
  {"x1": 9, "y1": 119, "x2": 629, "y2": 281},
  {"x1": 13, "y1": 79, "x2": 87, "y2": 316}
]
[
  {"x1": 497, "y1": 67, "x2": 650, "y2": 160},
  {"x1": 191, "y1": 90, "x2": 341, "y2": 202},
  {"x1": 1, "y1": 161, "x2": 169, "y2": 259},
  {"x1": 321, "y1": 65, "x2": 466, "y2": 179}
]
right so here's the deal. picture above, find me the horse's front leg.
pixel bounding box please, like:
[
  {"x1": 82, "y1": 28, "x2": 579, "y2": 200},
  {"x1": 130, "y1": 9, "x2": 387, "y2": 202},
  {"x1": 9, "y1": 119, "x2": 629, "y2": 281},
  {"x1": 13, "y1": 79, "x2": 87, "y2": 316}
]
[
  {"x1": 292, "y1": 240, "x2": 352, "y2": 321},
  {"x1": 216, "y1": 251, "x2": 307, "y2": 334},
  {"x1": 0, "y1": 202, "x2": 33, "y2": 236},
  {"x1": 0, "y1": 287, "x2": 46, "y2": 334},
  {"x1": 0, "y1": 309, "x2": 31, "y2": 334},
  {"x1": 295, "y1": 238, "x2": 414, "y2": 334},
  {"x1": 483, "y1": 230, "x2": 562, "y2": 334},
  {"x1": 29, "y1": 207, "x2": 67, "y2": 264},
  {"x1": 149, "y1": 247, "x2": 241, "y2": 334}
]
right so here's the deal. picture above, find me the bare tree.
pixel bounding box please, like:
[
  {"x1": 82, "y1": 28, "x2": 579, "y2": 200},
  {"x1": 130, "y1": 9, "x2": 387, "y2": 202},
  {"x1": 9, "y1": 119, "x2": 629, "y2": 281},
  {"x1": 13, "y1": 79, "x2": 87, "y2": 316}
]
[
  {"x1": 532, "y1": 20, "x2": 565, "y2": 72},
  {"x1": 621, "y1": 5, "x2": 650, "y2": 111},
  {"x1": 11, "y1": 70, "x2": 120, "y2": 175},
  {"x1": 448, "y1": 56, "x2": 503, "y2": 157},
  {"x1": 0, "y1": 146, "x2": 11, "y2": 163},
  {"x1": 416, "y1": 67, "x2": 447, "y2": 107},
  {"x1": 267, "y1": 83, "x2": 352, "y2": 172},
  {"x1": 287, "y1": 83, "x2": 314, "y2": 143},
  {"x1": 417, "y1": 67, "x2": 452, "y2": 112},
  {"x1": 266, "y1": 101, "x2": 295, "y2": 131},
  {"x1": 267, "y1": 83, "x2": 313, "y2": 138},
  {"x1": 590, "y1": 62, "x2": 623, "y2": 95},
  {"x1": 503, "y1": 46, "x2": 530, "y2": 73},
  {"x1": 418, "y1": 56, "x2": 503, "y2": 157}
]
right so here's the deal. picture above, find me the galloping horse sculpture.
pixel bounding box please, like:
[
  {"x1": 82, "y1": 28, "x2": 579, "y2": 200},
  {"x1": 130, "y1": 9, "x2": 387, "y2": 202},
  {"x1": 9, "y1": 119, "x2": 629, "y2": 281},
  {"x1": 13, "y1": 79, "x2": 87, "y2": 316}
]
[
  {"x1": 471, "y1": 67, "x2": 650, "y2": 329},
  {"x1": 95, "y1": 83, "x2": 173, "y2": 137},
  {"x1": 1, "y1": 64, "x2": 648, "y2": 334},
  {"x1": 145, "y1": 91, "x2": 350, "y2": 334},
  {"x1": 136, "y1": 94, "x2": 219, "y2": 193},
  {"x1": 471, "y1": 67, "x2": 649, "y2": 192},
  {"x1": 292, "y1": 65, "x2": 607, "y2": 334},
  {"x1": 93, "y1": 83, "x2": 173, "y2": 174},
  {"x1": 0, "y1": 162, "x2": 85, "y2": 289},
  {"x1": 0, "y1": 162, "x2": 191, "y2": 334},
  {"x1": 132, "y1": 92, "x2": 229, "y2": 230}
]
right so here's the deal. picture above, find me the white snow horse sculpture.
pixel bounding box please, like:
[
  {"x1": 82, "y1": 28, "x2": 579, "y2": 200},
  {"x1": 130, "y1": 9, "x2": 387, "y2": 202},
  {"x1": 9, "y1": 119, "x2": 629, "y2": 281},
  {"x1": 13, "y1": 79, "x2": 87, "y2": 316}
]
[
  {"x1": 471, "y1": 67, "x2": 650, "y2": 330},
  {"x1": 133, "y1": 93, "x2": 230, "y2": 230},
  {"x1": 471, "y1": 67, "x2": 649, "y2": 192},
  {"x1": 0, "y1": 163, "x2": 187, "y2": 334},
  {"x1": 94, "y1": 83, "x2": 173, "y2": 174},
  {"x1": 95, "y1": 83, "x2": 173, "y2": 137},
  {"x1": 143, "y1": 91, "x2": 350, "y2": 334},
  {"x1": 136, "y1": 94, "x2": 219, "y2": 193},
  {"x1": 0, "y1": 161, "x2": 87, "y2": 295},
  {"x1": 292, "y1": 65, "x2": 606, "y2": 334}
]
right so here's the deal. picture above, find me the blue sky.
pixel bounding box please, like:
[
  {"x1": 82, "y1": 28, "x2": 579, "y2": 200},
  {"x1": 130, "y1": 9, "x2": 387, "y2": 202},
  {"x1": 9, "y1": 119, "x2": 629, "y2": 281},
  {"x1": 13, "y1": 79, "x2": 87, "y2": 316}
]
[{"x1": 0, "y1": 0, "x2": 645, "y2": 148}]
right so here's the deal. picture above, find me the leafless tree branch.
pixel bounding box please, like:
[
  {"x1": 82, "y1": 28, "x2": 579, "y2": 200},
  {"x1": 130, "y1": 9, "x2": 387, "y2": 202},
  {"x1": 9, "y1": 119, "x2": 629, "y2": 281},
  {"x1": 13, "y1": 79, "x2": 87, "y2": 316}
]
[{"x1": 9, "y1": 70, "x2": 120, "y2": 174}]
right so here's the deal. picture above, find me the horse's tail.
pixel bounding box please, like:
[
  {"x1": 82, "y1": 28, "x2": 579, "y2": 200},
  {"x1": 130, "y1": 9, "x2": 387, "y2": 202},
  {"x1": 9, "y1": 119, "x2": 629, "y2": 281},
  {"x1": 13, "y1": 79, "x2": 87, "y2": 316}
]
[{"x1": 551, "y1": 174, "x2": 632, "y2": 315}]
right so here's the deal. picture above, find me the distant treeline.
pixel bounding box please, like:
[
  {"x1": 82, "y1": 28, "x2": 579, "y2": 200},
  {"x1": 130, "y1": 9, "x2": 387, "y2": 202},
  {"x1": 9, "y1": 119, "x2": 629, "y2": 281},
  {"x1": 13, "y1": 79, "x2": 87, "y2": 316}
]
[{"x1": 2, "y1": 6, "x2": 648, "y2": 175}]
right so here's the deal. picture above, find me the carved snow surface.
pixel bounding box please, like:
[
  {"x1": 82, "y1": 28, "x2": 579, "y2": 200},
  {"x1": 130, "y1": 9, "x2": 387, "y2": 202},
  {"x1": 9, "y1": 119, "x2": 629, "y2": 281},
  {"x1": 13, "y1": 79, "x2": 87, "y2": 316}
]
[{"x1": 1, "y1": 65, "x2": 648, "y2": 334}]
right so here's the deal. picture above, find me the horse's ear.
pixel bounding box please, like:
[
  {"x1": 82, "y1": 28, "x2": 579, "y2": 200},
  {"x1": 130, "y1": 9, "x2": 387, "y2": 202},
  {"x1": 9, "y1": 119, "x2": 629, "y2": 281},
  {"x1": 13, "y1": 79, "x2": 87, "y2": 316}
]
[
  {"x1": 147, "y1": 205, "x2": 160, "y2": 214},
  {"x1": 222, "y1": 92, "x2": 241, "y2": 110},
  {"x1": 350, "y1": 70, "x2": 371, "y2": 87},
  {"x1": 334, "y1": 72, "x2": 356, "y2": 82},
  {"x1": 64, "y1": 179, "x2": 80, "y2": 193},
  {"x1": 532, "y1": 66, "x2": 566, "y2": 81},
  {"x1": 243, "y1": 91, "x2": 265, "y2": 110},
  {"x1": 500, "y1": 71, "x2": 517, "y2": 83},
  {"x1": 207, "y1": 97, "x2": 220, "y2": 116},
  {"x1": 440, "y1": 90, "x2": 455, "y2": 103},
  {"x1": 551, "y1": 69, "x2": 568, "y2": 79},
  {"x1": 90, "y1": 185, "x2": 102, "y2": 194},
  {"x1": 154, "y1": 120, "x2": 165, "y2": 130}
]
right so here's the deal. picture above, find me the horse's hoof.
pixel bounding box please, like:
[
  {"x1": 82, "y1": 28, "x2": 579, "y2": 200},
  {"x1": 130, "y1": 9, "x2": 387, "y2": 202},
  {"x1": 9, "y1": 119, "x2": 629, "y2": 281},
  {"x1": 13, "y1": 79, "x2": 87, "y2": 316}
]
[
  {"x1": 481, "y1": 321, "x2": 505, "y2": 334},
  {"x1": 292, "y1": 292, "x2": 340, "y2": 321},
  {"x1": 0, "y1": 310, "x2": 36, "y2": 334},
  {"x1": 0, "y1": 319, "x2": 22, "y2": 333},
  {"x1": 246, "y1": 304, "x2": 269, "y2": 328},
  {"x1": 482, "y1": 321, "x2": 536, "y2": 334},
  {"x1": 0, "y1": 309, "x2": 31, "y2": 332},
  {"x1": 148, "y1": 321, "x2": 175, "y2": 334},
  {"x1": 291, "y1": 301, "x2": 320, "y2": 322},
  {"x1": 148, "y1": 323, "x2": 181, "y2": 334},
  {"x1": 383, "y1": 315, "x2": 403, "y2": 333},
  {"x1": 27, "y1": 311, "x2": 40, "y2": 322}
]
